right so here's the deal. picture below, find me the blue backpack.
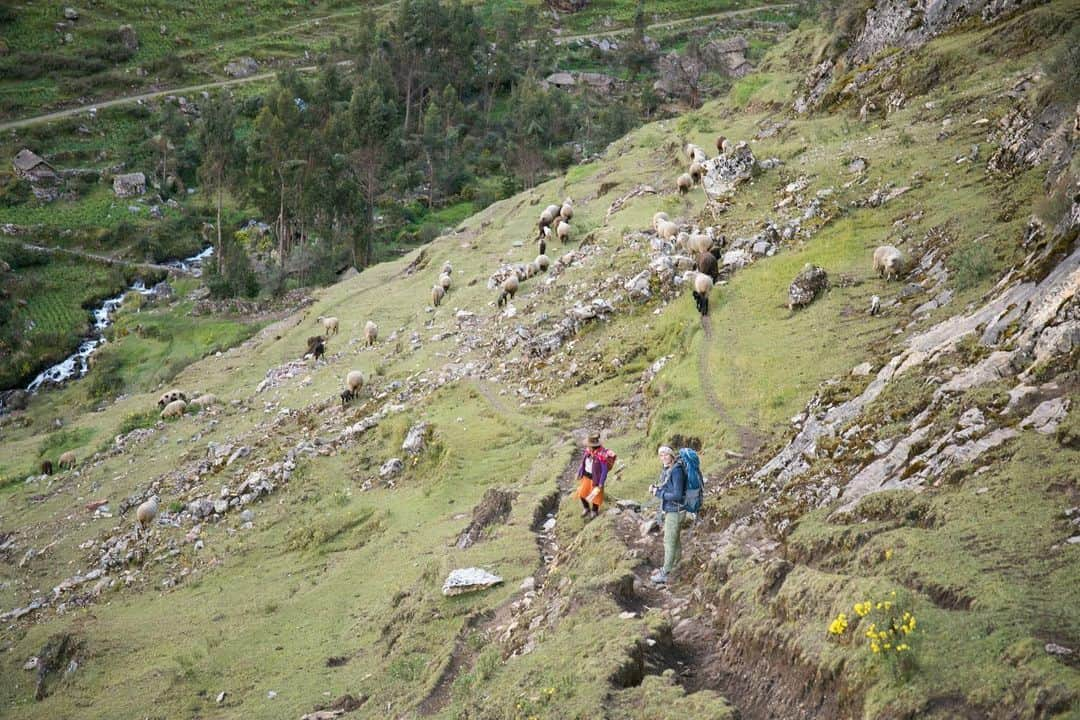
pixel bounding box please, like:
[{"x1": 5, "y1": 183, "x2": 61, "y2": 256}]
[{"x1": 678, "y1": 448, "x2": 704, "y2": 513}]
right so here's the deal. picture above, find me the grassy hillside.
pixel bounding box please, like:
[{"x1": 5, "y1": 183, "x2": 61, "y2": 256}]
[{"x1": 1, "y1": 3, "x2": 1077, "y2": 719}]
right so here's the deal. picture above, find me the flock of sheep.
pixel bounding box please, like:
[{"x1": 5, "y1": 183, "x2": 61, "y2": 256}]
[{"x1": 667, "y1": 137, "x2": 908, "y2": 316}]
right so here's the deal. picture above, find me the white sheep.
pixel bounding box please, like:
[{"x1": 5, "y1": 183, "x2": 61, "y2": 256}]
[
  {"x1": 191, "y1": 393, "x2": 218, "y2": 407},
  {"x1": 539, "y1": 204, "x2": 561, "y2": 228},
  {"x1": 136, "y1": 496, "x2": 158, "y2": 538},
  {"x1": 869, "y1": 295, "x2": 882, "y2": 315},
  {"x1": 873, "y1": 245, "x2": 906, "y2": 280},
  {"x1": 536, "y1": 254, "x2": 550, "y2": 272},
  {"x1": 716, "y1": 135, "x2": 732, "y2": 154},
  {"x1": 559, "y1": 251, "x2": 576, "y2": 267},
  {"x1": 556, "y1": 220, "x2": 571, "y2": 242},
  {"x1": 441, "y1": 261, "x2": 453, "y2": 275},
  {"x1": 58, "y1": 450, "x2": 77, "y2": 470},
  {"x1": 686, "y1": 232, "x2": 712, "y2": 256},
  {"x1": 652, "y1": 211, "x2": 669, "y2": 231},
  {"x1": 346, "y1": 370, "x2": 364, "y2": 394},
  {"x1": 431, "y1": 285, "x2": 445, "y2": 307},
  {"x1": 656, "y1": 219, "x2": 680, "y2": 241},
  {"x1": 157, "y1": 389, "x2": 187, "y2": 408},
  {"x1": 530, "y1": 260, "x2": 542, "y2": 277},
  {"x1": 161, "y1": 399, "x2": 187, "y2": 419},
  {"x1": 317, "y1": 316, "x2": 339, "y2": 336},
  {"x1": 439, "y1": 273, "x2": 452, "y2": 291},
  {"x1": 693, "y1": 272, "x2": 714, "y2": 316},
  {"x1": 559, "y1": 199, "x2": 574, "y2": 221},
  {"x1": 677, "y1": 173, "x2": 693, "y2": 195},
  {"x1": 689, "y1": 161, "x2": 703, "y2": 184},
  {"x1": 364, "y1": 320, "x2": 378, "y2": 347},
  {"x1": 685, "y1": 143, "x2": 704, "y2": 162},
  {"x1": 497, "y1": 275, "x2": 519, "y2": 307},
  {"x1": 523, "y1": 262, "x2": 536, "y2": 279}
]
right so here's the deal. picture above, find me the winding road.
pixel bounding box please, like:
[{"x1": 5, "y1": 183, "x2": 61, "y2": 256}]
[{"x1": 0, "y1": 3, "x2": 796, "y2": 132}]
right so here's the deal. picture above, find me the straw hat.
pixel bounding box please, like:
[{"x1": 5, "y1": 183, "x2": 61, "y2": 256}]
[{"x1": 585, "y1": 433, "x2": 602, "y2": 448}]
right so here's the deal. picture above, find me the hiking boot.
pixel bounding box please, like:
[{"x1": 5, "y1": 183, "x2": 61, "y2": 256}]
[
  {"x1": 581, "y1": 508, "x2": 590, "y2": 518},
  {"x1": 650, "y1": 569, "x2": 668, "y2": 584},
  {"x1": 590, "y1": 509, "x2": 599, "y2": 520}
]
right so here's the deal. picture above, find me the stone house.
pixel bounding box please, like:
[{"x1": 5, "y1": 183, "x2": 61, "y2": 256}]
[
  {"x1": 12, "y1": 149, "x2": 58, "y2": 184},
  {"x1": 113, "y1": 172, "x2": 146, "y2": 197}
]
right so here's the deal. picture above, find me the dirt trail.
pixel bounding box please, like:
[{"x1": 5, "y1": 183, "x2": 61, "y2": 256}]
[
  {"x1": 10, "y1": 241, "x2": 188, "y2": 276},
  {"x1": 699, "y1": 314, "x2": 763, "y2": 456}
]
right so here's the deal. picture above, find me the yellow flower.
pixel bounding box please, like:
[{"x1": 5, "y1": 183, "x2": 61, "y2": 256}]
[
  {"x1": 871, "y1": 642, "x2": 880, "y2": 653},
  {"x1": 853, "y1": 602, "x2": 871, "y2": 617},
  {"x1": 884, "y1": 549, "x2": 894, "y2": 561},
  {"x1": 897, "y1": 644, "x2": 910, "y2": 651}
]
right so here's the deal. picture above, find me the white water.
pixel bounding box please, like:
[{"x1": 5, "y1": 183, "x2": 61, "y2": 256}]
[{"x1": 19, "y1": 246, "x2": 215, "y2": 395}]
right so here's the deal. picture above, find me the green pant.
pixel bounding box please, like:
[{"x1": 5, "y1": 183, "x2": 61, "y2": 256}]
[{"x1": 663, "y1": 511, "x2": 683, "y2": 573}]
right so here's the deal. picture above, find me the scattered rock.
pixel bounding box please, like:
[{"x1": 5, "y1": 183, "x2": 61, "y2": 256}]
[
  {"x1": 456, "y1": 488, "x2": 515, "y2": 549},
  {"x1": 1045, "y1": 642, "x2": 1074, "y2": 657},
  {"x1": 379, "y1": 457, "x2": 403, "y2": 479},
  {"x1": 224, "y1": 56, "x2": 259, "y2": 78},
  {"x1": 442, "y1": 567, "x2": 503, "y2": 596},
  {"x1": 1020, "y1": 397, "x2": 1070, "y2": 435},
  {"x1": 401, "y1": 422, "x2": 429, "y2": 455},
  {"x1": 788, "y1": 264, "x2": 828, "y2": 309}
]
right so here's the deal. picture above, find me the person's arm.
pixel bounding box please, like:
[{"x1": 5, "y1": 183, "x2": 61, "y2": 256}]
[
  {"x1": 577, "y1": 453, "x2": 586, "y2": 478},
  {"x1": 594, "y1": 457, "x2": 609, "y2": 487},
  {"x1": 660, "y1": 466, "x2": 686, "y2": 504}
]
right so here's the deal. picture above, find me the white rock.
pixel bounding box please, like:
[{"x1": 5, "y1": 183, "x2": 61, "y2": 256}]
[{"x1": 442, "y1": 567, "x2": 503, "y2": 596}]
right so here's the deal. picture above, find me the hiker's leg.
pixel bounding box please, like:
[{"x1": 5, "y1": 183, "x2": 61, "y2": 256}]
[{"x1": 663, "y1": 511, "x2": 681, "y2": 574}]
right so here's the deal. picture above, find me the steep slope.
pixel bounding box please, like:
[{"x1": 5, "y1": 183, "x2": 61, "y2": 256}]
[{"x1": 1, "y1": 3, "x2": 1078, "y2": 719}]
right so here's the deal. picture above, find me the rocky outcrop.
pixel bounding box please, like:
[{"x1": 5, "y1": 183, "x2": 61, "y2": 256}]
[
  {"x1": 700, "y1": 143, "x2": 756, "y2": 200},
  {"x1": 788, "y1": 264, "x2": 828, "y2": 309},
  {"x1": 224, "y1": 56, "x2": 259, "y2": 78}
]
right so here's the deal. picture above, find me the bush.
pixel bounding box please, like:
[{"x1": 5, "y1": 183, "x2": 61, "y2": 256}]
[
  {"x1": 118, "y1": 409, "x2": 158, "y2": 435},
  {"x1": 951, "y1": 243, "x2": 995, "y2": 290},
  {"x1": 0, "y1": 173, "x2": 32, "y2": 207},
  {"x1": 85, "y1": 348, "x2": 126, "y2": 400}
]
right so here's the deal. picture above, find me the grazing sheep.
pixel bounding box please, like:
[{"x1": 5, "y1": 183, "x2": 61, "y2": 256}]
[
  {"x1": 689, "y1": 161, "x2": 703, "y2": 184},
  {"x1": 656, "y1": 219, "x2": 680, "y2": 241},
  {"x1": 136, "y1": 496, "x2": 158, "y2": 537},
  {"x1": 58, "y1": 450, "x2": 76, "y2": 470},
  {"x1": 515, "y1": 264, "x2": 529, "y2": 281},
  {"x1": 677, "y1": 173, "x2": 693, "y2": 195},
  {"x1": 685, "y1": 143, "x2": 706, "y2": 163},
  {"x1": 40, "y1": 460, "x2": 53, "y2": 476},
  {"x1": 536, "y1": 254, "x2": 550, "y2": 272},
  {"x1": 539, "y1": 204, "x2": 561, "y2": 229},
  {"x1": 306, "y1": 335, "x2": 326, "y2": 362},
  {"x1": 697, "y1": 251, "x2": 719, "y2": 280},
  {"x1": 316, "y1": 315, "x2": 339, "y2": 336},
  {"x1": 538, "y1": 235, "x2": 547, "y2": 257},
  {"x1": 157, "y1": 389, "x2": 187, "y2": 409},
  {"x1": 869, "y1": 295, "x2": 882, "y2": 315},
  {"x1": 364, "y1": 321, "x2": 378, "y2": 347},
  {"x1": 340, "y1": 388, "x2": 356, "y2": 406},
  {"x1": 559, "y1": 199, "x2": 574, "y2": 221},
  {"x1": 439, "y1": 273, "x2": 452, "y2": 291},
  {"x1": 692, "y1": 272, "x2": 715, "y2": 316},
  {"x1": 346, "y1": 370, "x2": 364, "y2": 395},
  {"x1": 559, "y1": 251, "x2": 576, "y2": 267},
  {"x1": 652, "y1": 211, "x2": 669, "y2": 231},
  {"x1": 686, "y1": 233, "x2": 712, "y2": 256},
  {"x1": 873, "y1": 245, "x2": 906, "y2": 280},
  {"x1": 161, "y1": 399, "x2": 187, "y2": 419},
  {"x1": 192, "y1": 393, "x2": 219, "y2": 407},
  {"x1": 524, "y1": 262, "x2": 536, "y2": 279},
  {"x1": 497, "y1": 275, "x2": 519, "y2": 307},
  {"x1": 432, "y1": 285, "x2": 446, "y2": 307},
  {"x1": 716, "y1": 135, "x2": 726, "y2": 153},
  {"x1": 441, "y1": 261, "x2": 453, "y2": 275},
  {"x1": 530, "y1": 260, "x2": 542, "y2": 276},
  {"x1": 556, "y1": 220, "x2": 571, "y2": 242}
]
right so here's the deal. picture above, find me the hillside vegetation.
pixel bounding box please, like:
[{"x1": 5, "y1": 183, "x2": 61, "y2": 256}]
[{"x1": 0, "y1": 2, "x2": 1078, "y2": 719}]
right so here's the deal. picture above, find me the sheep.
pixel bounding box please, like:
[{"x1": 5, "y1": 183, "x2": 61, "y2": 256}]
[
  {"x1": 191, "y1": 393, "x2": 219, "y2": 407},
  {"x1": 57, "y1": 450, "x2": 76, "y2": 470},
  {"x1": 346, "y1": 370, "x2": 364, "y2": 395},
  {"x1": 716, "y1": 135, "x2": 726, "y2": 153},
  {"x1": 40, "y1": 460, "x2": 53, "y2": 476},
  {"x1": 439, "y1": 273, "x2": 452, "y2": 291},
  {"x1": 441, "y1": 261, "x2": 453, "y2": 275},
  {"x1": 523, "y1": 262, "x2": 536, "y2": 280},
  {"x1": 697, "y1": 251, "x2": 719, "y2": 280},
  {"x1": 316, "y1": 315, "x2": 339, "y2": 336},
  {"x1": 530, "y1": 260, "x2": 542, "y2": 277},
  {"x1": 539, "y1": 204, "x2": 561, "y2": 229},
  {"x1": 652, "y1": 211, "x2": 669, "y2": 231},
  {"x1": 536, "y1": 254, "x2": 550, "y2": 272},
  {"x1": 136, "y1": 496, "x2": 158, "y2": 538},
  {"x1": 692, "y1": 272, "x2": 715, "y2": 316},
  {"x1": 559, "y1": 199, "x2": 574, "y2": 221},
  {"x1": 157, "y1": 389, "x2": 187, "y2": 409},
  {"x1": 538, "y1": 235, "x2": 547, "y2": 257},
  {"x1": 689, "y1": 161, "x2": 703, "y2": 184},
  {"x1": 869, "y1": 295, "x2": 882, "y2": 315},
  {"x1": 685, "y1": 143, "x2": 706, "y2": 163},
  {"x1": 556, "y1": 220, "x2": 571, "y2": 242},
  {"x1": 497, "y1": 275, "x2": 519, "y2": 307},
  {"x1": 873, "y1": 245, "x2": 906, "y2": 280},
  {"x1": 306, "y1": 335, "x2": 326, "y2": 362},
  {"x1": 656, "y1": 219, "x2": 680, "y2": 241},
  {"x1": 677, "y1": 173, "x2": 693, "y2": 195},
  {"x1": 432, "y1": 285, "x2": 446, "y2": 307},
  {"x1": 340, "y1": 388, "x2": 356, "y2": 406},
  {"x1": 364, "y1": 320, "x2": 378, "y2": 347},
  {"x1": 686, "y1": 232, "x2": 712, "y2": 256},
  {"x1": 161, "y1": 399, "x2": 187, "y2": 419},
  {"x1": 559, "y1": 251, "x2": 576, "y2": 267}
]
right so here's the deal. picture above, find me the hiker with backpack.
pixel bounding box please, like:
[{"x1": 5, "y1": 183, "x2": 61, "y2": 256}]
[
  {"x1": 575, "y1": 433, "x2": 614, "y2": 520},
  {"x1": 649, "y1": 445, "x2": 703, "y2": 585}
]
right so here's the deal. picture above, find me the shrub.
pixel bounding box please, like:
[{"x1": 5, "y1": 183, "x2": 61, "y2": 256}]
[
  {"x1": 828, "y1": 590, "x2": 920, "y2": 680},
  {"x1": 85, "y1": 348, "x2": 126, "y2": 400},
  {"x1": 118, "y1": 409, "x2": 158, "y2": 435},
  {"x1": 951, "y1": 243, "x2": 995, "y2": 290}
]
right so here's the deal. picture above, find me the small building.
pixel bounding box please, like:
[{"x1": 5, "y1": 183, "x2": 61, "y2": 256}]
[
  {"x1": 12, "y1": 149, "x2": 58, "y2": 184},
  {"x1": 113, "y1": 172, "x2": 146, "y2": 197}
]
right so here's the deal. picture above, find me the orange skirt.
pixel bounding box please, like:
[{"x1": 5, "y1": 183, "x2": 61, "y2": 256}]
[{"x1": 576, "y1": 476, "x2": 604, "y2": 507}]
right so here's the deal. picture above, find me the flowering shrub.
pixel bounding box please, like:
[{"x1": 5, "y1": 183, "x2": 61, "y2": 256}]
[{"x1": 828, "y1": 591, "x2": 919, "y2": 679}]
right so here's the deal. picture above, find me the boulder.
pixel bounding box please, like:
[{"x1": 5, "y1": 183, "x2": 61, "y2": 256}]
[
  {"x1": 442, "y1": 567, "x2": 503, "y2": 596},
  {"x1": 788, "y1": 264, "x2": 828, "y2": 309},
  {"x1": 653, "y1": 51, "x2": 706, "y2": 100},
  {"x1": 379, "y1": 457, "x2": 403, "y2": 479},
  {"x1": 703, "y1": 36, "x2": 752, "y2": 77},
  {"x1": 701, "y1": 143, "x2": 756, "y2": 200},
  {"x1": 401, "y1": 422, "x2": 429, "y2": 455},
  {"x1": 224, "y1": 56, "x2": 259, "y2": 78},
  {"x1": 64, "y1": 7, "x2": 79, "y2": 20}
]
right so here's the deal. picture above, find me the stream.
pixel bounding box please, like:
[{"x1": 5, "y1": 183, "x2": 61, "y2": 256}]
[{"x1": 19, "y1": 246, "x2": 214, "y2": 396}]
